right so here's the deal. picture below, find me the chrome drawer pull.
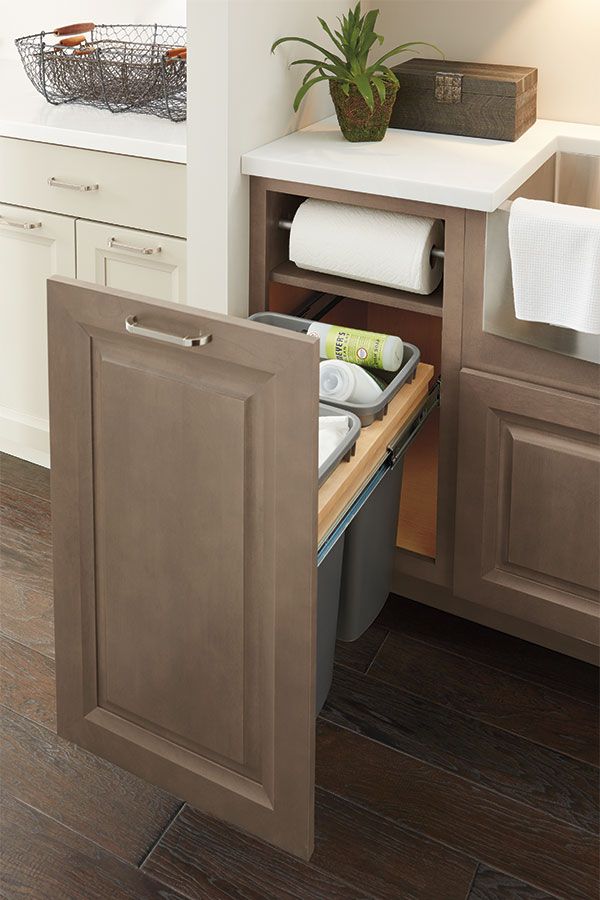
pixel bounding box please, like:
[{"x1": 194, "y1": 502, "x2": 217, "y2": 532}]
[
  {"x1": 0, "y1": 214, "x2": 42, "y2": 230},
  {"x1": 108, "y1": 237, "x2": 161, "y2": 256},
  {"x1": 125, "y1": 315, "x2": 212, "y2": 348},
  {"x1": 47, "y1": 176, "x2": 99, "y2": 192}
]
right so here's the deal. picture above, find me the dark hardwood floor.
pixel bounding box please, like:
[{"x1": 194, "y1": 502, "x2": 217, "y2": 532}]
[{"x1": 1, "y1": 451, "x2": 598, "y2": 899}]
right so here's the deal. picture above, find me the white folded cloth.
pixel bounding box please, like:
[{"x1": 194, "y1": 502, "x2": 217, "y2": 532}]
[
  {"x1": 318, "y1": 415, "x2": 350, "y2": 468},
  {"x1": 508, "y1": 197, "x2": 600, "y2": 334}
]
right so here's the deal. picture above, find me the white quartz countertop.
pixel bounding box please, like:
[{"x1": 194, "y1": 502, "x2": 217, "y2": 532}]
[
  {"x1": 0, "y1": 61, "x2": 186, "y2": 163},
  {"x1": 242, "y1": 117, "x2": 600, "y2": 212}
]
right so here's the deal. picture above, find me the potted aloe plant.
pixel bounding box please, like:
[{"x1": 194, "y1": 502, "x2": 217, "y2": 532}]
[{"x1": 272, "y1": 2, "x2": 442, "y2": 142}]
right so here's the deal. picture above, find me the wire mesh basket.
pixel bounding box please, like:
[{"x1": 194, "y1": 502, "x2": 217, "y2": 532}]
[{"x1": 16, "y1": 23, "x2": 187, "y2": 121}]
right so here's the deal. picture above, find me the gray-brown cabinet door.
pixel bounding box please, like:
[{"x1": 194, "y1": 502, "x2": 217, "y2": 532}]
[
  {"x1": 454, "y1": 368, "x2": 600, "y2": 653},
  {"x1": 47, "y1": 277, "x2": 319, "y2": 859}
]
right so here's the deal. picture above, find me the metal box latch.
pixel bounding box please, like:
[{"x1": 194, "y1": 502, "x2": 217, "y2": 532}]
[{"x1": 435, "y1": 72, "x2": 462, "y2": 103}]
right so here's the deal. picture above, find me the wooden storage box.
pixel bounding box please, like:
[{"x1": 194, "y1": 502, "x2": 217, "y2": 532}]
[{"x1": 389, "y1": 59, "x2": 537, "y2": 141}]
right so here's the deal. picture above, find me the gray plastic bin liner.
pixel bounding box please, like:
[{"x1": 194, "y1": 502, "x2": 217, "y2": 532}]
[{"x1": 249, "y1": 311, "x2": 420, "y2": 426}]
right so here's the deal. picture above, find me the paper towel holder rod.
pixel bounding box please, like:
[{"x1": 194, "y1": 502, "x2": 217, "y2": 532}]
[{"x1": 277, "y1": 218, "x2": 445, "y2": 260}]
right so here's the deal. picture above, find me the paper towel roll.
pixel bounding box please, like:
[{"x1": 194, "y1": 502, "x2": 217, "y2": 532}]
[{"x1": 289, "y1": 199, "x2": 444, "y2": 295}]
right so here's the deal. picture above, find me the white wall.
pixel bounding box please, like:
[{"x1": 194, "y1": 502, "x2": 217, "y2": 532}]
[
  {"x1": 187, "y1": 0, "x2": 349, "y2": 316},
  {"x1": 189, "y1": 0, "x2": 600, "y2": 316},
  {"x1": 375, "y1": 0, "x2": 600, "y2": 126},
  {"x1": 2, "y1": 1, "x2": 186, "y2": 60}
]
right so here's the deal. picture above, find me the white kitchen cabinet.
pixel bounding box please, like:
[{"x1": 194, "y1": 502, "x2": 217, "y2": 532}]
[
  {"x1": 0, "y1": 136, "x2": 186, "y2": 466},
  {"x1": 0, "y1": 137, "x2": 186, "y2": 239},
  {"x1": 76, "y1": 221, "x2": 187, "y2": 303},
  {"x1": 0, "y1": 204, "x2": 75, "y2": 465}
]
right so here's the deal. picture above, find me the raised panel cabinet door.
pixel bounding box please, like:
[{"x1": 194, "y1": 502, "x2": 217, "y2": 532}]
[
  {"x1": 0, "y1": 203, "x2": 75, "y2": 465},
  {"x1": 454, "y1": 368, "x2": 600, "y2": 651},
  {"x1": 76, "y1": 220, "x2": 186, "y2": 303},
  {"x1": 48, "y1": 277, "x2": 319, "y2": 859}
]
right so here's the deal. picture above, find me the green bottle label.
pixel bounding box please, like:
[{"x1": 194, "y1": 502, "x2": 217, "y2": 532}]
[{"x1": 325, "y1": 326, "x2": 387, "y2": 369}]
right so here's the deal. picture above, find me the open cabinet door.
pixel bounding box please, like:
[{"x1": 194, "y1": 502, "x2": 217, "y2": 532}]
[{"x1": 47, "y1": 277, "x2": 319, "y2": 859}]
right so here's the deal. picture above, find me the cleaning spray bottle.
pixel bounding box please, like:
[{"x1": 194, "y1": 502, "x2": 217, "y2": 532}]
[{"x1": 307, "y1": 321, "x2": 403, "y2": 372}]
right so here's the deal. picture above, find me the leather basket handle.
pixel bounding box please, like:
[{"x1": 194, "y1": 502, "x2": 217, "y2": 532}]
[
  {"x1": 57, "y1": 35, "x2": 87, "y2": 47},
  {"x1": 53, "y1": 23, "x2": 95, "y2": 36}
]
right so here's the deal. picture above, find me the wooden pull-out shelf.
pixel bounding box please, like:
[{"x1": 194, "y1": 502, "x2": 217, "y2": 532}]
[{"x1": 318, "y1": 362, "x2": 434, "y2": 544}]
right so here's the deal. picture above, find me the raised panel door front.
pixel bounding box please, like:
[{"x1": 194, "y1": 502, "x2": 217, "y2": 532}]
[
  {"x1": 506, "y1": 429, "x2": 599, "y2": 591},
  {"x1": 76, "y1": 220, "x2": 186, "y2": 302},
  {"x1": 454, "y1": 368, "x2": 600, "y2": 650},
  {"x1": 48, "y1": 277, "x2": 319, "y2": 858},
  {"x1": 0, "y1": 203, "x2": 75, "y2": 464}
]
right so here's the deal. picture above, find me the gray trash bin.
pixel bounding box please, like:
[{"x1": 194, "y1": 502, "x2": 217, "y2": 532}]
[
  {"x1": 316, "y1": 533, "x2": 346, "y2": 712},
  {"x1": 336, "y1": 385, "x2": 439, "y2": 642},
  {"x1": 316, "y1": 405, "x2": 360, "y2": 712},
  {"x1": 249, "y1": 311, "x2": 438, "y2": 709},
  {"x1": 336, "y1": 453, "x2": 405, "y2": 642}
]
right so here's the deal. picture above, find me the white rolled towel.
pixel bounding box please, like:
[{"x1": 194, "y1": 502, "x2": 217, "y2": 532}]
[{"x1": 289, "y1": 199, "x2": 444, "y2": 295}]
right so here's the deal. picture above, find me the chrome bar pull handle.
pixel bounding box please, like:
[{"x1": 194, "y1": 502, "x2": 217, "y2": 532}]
[
  {"x1": 125, "y1": 315, "x2": 212, "y2": 348},
  {"x1": 108, "y1": 237, "x2": 161, "y2": 255},
  {"x1": 0, "y1": 214, "x2": 42, "y2": 230},
  {"x1": 48, "y1": 176, "x2": 99, "y2": 192}
]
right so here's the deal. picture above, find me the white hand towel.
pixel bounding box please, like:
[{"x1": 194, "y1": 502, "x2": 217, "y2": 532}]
[
  {"x1": 508, "y1": 197, "x2": 600, "y2": 334},
  {"x1": 290, "y1": 199, "x2": 444, "y2": 295},
  {"x1": 318, "y1": 415, "x2": 350, "y2": 468}
]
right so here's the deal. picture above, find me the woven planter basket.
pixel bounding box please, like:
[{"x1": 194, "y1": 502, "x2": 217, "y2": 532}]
[{"x1": 330, "y1": 78, "x2": 399, "y2": 142}]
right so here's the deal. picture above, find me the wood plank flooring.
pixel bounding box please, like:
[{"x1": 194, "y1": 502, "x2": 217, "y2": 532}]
[
  {"x1": 367, "y1": 631, "x2": 598, "y2": 764},
  {"x1": 1, "y1": 451, "x2": 598, "y2": 899},
  {"x1": 1, "y1": 794, "x2": 187, "y2": 900},
  {"x1": 467, "y1": 866, "x2": 555, "y2": 900}
]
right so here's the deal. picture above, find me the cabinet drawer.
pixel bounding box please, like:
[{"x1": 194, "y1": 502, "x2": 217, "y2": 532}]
[
  {"x1": 0, "y1": 137, "x2": 186, "y2": 238},
  {"x1": 47, "y1": 277, "x2": 433, "y2": 858},
  {"x1": 76, "y1": 221, "x2": 187, "y2": 303}
]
